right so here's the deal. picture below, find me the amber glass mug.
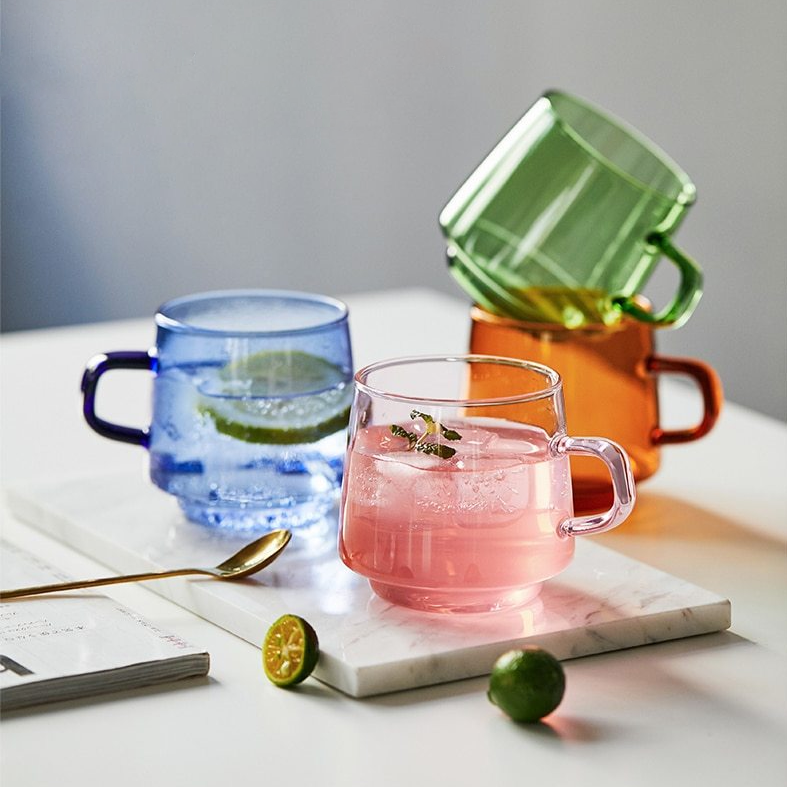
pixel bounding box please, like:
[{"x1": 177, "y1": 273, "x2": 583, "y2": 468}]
[{"x1": 469, "y1": 305, "x2": 723, "y2": 512}]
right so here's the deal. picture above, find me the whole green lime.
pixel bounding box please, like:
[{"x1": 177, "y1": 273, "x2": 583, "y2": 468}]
[{"x1": 488, "y1": 647, "x2": 565, "y2": 723}]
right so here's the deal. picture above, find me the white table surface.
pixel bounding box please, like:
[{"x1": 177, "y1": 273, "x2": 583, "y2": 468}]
[{"x1": 1, "y1": 287, "x2": 786, "y2": 787}]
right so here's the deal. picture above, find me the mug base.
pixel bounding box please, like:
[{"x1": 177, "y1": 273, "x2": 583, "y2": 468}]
[
  {"x1": 368, "y1": 580, "x2": 543, "y2": 614},
  {"x1": 178, "y1": 497, "x2": 336, "y2": 551}
]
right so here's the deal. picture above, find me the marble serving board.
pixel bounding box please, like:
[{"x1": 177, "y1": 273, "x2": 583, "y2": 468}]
[{"x1": 4, "y1": 473, "x2": 731, "y2": 697}]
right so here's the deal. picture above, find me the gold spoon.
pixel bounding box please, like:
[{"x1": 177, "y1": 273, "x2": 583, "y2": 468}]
[{"x1": 0, "y1": 529, "x2": 292, "y2": 600}]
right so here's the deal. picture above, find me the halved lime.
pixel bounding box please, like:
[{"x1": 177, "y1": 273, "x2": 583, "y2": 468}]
[
  {"x1": 262, "y1": 614, "x2": 320, "y2": 687},
  {"x1": 487, "y1": 647, "x2": 565, "y2": 723},
  {"x1": 199, "y1": 350, "x2": 351, "y2": 445}
]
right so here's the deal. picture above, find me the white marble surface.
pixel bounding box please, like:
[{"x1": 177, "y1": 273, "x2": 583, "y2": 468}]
[{"x1": 6, "y1": 472, "x2": 730, "y2": 697}]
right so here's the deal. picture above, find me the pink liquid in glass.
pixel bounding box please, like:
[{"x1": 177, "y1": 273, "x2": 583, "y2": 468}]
[{"x1": 339, "y1": 418, "x2": 575, "y2": 613}]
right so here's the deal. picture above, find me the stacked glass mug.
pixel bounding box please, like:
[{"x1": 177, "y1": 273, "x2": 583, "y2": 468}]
[{"x1": 439, "y1": 90, "x2": 723, "y2": 513}]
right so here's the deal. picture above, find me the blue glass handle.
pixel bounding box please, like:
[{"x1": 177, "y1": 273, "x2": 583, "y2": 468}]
[{"x1": 81, "y1": 351, "x2": 155, "y2": 447}]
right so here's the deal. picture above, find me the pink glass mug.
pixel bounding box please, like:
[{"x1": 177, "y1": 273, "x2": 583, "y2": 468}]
[{"x1": 338, "y1": 355, "x2": 636, "y2": 614}]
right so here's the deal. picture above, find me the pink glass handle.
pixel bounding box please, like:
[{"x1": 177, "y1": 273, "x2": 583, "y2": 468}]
[{"x1": 554, "y1": 435, "x2": 636, "y2": 537}]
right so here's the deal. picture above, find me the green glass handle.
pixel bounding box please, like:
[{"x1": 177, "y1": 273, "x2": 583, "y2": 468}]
[{"x1": 613, "y1": 233, "x2": 703, "y2": 328}]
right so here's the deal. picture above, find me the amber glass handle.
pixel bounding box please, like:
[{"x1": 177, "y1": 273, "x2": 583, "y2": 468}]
[{"x1": 647, "y1": 355, "x2": 723, "y2": 445}]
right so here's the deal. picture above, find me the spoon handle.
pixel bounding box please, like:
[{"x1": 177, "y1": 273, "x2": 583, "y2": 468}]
[{"x1": 0, "y1": 567, "x2": 204, "y2": 600}]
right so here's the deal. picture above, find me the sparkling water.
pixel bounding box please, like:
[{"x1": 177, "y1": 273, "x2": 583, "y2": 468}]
[
  {"x1": 149, "y1": 362, "x2": 351, "y2": 534},
  {"x1": 340, "y1": 418, "x2": 575, "y2": 612}
]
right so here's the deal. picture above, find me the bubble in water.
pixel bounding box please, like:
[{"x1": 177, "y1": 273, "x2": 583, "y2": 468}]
[{"x1": 163, "y1": 418, "x2": 181, "y2": 441}]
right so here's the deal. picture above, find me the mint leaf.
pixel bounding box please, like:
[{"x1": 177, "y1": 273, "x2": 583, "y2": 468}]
[
  {"x1": 416, "y1": 442, "x2": 457, "y2": 459},
  {"x1": 390, "y1": 424, "x2": 417, "y2": 447},
  {"x1": 389, "y1": 412, "x2": 462, "y2": 461}
]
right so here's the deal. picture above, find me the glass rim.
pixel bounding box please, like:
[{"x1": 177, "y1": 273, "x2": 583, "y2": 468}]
[
  {"x1": 544, "y1": 89, "x2": 697, "y2": 206},
  {"x1": 155, "y1": 288, "x2": 349, "y2": 336},
  {"x1": 469, "y1": 297, "x2": 654, "y2": 335},
  {"x1": 354, "y1": 354, "x2": 562, "y2": 407}
]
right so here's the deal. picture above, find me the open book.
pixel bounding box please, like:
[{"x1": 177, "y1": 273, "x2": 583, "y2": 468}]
[{"x1": 0, "y1": 541, "x2": 210, "y2": 711}]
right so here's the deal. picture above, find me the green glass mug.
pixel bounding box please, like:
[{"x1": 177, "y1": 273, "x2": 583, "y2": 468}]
[{"x1": 439, "y1": 90, "x2": 703, "y2": 329}]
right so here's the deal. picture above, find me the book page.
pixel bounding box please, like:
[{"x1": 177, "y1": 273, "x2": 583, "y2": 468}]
[{"x1": 1, "y1": 541, "x2": 208, "y2": 695}]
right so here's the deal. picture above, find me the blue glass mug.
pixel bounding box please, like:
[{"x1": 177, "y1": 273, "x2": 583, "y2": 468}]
[{"x1": 81, "y1": 290, "x2": 353, "y2": 543}]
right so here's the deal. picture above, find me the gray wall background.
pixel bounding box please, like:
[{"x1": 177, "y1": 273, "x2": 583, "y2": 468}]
[{"x1": 2, "y1": 0, "x2": 786, "y2": 420}]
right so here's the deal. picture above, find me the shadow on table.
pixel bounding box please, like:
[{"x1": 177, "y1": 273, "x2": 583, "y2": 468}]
[
  {"x1": 362, "y1": 630, "x2": 747, "y2": 711},
  {"x1": 363, "y1": 631, "x2": 774, "y2": 747},
  {"x1": 607, "y1": 490, "x2": 786, "y2": 546}
]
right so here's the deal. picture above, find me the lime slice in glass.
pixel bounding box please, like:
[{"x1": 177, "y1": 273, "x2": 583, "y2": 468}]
[
  {"x1": 198, "y1": 350, "x2": 351, "y2": 445},
  {"x1": 262, "y1": 614, "x2": 320, "y2": 687},
  {"x1": 488, "y1": 646, "x2": 566, "y2": 723}
]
